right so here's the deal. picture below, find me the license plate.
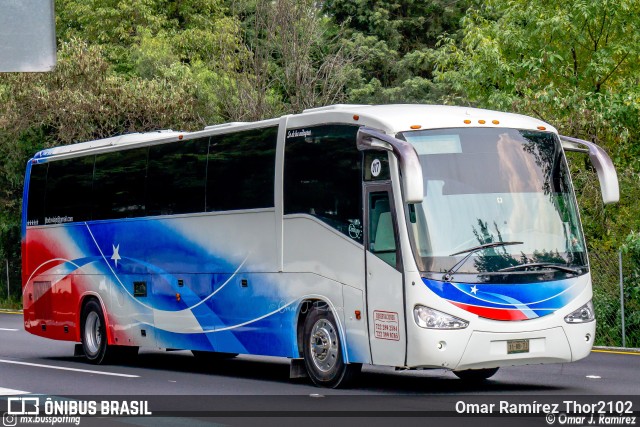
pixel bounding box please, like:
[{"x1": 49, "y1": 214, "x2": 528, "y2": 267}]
[{"x1": 507, "y1": 339, "x2": 529, "y2": 354}]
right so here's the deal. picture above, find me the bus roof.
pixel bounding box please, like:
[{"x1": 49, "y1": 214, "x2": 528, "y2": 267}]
[
  {"x1": 296, "y1": 104, "x2": 556, "y2": 135},
  {"x1": 32, "y1": 104, "x2": 556, "y2": 161}
]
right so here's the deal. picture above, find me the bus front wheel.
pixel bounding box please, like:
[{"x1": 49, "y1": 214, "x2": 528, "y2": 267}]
[
  {"x1": 81, "y1": 299, "x2": 113, "y2": 365},
  {"x1": 302, "y1": 304, "x2": 360, "y2": 388},
  {"x1": 453, "y1": 367, "x2": 499, "y2": 381}
]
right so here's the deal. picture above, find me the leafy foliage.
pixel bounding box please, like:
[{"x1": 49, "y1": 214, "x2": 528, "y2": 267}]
[{"x1": 323, "y1": 0, "x2": 473, "y2": 103}]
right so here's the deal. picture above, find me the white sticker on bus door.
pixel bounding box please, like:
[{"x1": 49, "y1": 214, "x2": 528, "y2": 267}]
[{"x1": 373, "y1": 310, "x2": 400, "y2": 341}]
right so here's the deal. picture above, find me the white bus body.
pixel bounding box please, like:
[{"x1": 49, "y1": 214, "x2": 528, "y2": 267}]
[{"x1": 22, "y1": 104, "x2": 619, "y2": 387}]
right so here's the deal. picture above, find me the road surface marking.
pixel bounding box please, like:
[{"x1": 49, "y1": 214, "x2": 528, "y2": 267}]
[
  {"x1": 592, "y1": 349, "x2": 640, "y2": 356},
  {"x1": 0, "y1": 387, "x2": 29, "y2": 395},
  {"x1": 0, "y1": 310, "x2": 23, "y2": 315},
  {"x1": 0, "y1": 359, "x2": 139, "y2": 378},
  {"x1": 0, "y1": 328, "x2": 18, "y2": 331}
]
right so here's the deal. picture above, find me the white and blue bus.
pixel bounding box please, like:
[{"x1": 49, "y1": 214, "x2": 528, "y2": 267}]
[{"x1": 22, "y1": 104, "x2": 619, "y2": 387}]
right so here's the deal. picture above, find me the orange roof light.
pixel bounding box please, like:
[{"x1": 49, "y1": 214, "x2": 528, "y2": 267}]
[
  {"x1": 464, "y1": 120, "x2": 471, "y2": 124},
  {"x1": 410, "y1": 125, "x2": 422, "y2": 130},
  {"x1": 538, "y1": 126, "x2": 546, "y2": 131},
  {"x1": 353, "y1": 115, "x2": 360, "y2": 121},
  {"x1": 178, "y1": 134, "x2": 184, "y2": 140},
  {"x1": 492, "y1": 120, "x2": 500, "y2": 125},
  {"x1": 478, "y1": 120, "x2": 486, "y2": 124}
]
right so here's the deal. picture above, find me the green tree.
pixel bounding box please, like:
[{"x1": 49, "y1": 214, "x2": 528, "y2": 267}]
[
  {"x1": 220, "y1": 0, "x2": 358, "y2": 120},
  {"x1": 322, "y1": 0, "x2": 473, "y2": 103}
]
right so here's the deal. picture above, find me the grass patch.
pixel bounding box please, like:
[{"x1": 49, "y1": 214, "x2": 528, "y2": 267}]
[{"x1": 0, "y1": 295, "x2": 22, "y2": 310}]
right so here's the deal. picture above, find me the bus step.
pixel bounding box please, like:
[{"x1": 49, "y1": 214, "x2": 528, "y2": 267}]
[
  {"x1": 290, "y1": 358, "x2": 308, "y2": 379},
  {"x1": 74, "y1": 344, "x2": 85, "y2": 357}
]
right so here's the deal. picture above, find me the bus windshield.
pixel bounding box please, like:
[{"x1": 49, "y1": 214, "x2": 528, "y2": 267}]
[{"x1": 401, "y1": 127, "x2": 587, "y2": 279}]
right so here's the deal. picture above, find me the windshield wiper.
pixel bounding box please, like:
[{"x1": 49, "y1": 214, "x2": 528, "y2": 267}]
[
  {"x1": 495, "y1": 262, "x2": 582, "y2": 275},
  {"x1": 443, "y1": 241, "x2": 523, "y2": 281}
]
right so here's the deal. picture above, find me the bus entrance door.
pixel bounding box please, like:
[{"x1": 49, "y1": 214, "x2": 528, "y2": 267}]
[{"x1": 364, "y1": 183, "x2": 406, "y2": 366}]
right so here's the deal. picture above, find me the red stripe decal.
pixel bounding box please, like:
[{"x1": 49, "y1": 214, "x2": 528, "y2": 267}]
[{"x1": 450, "y1": 301, "x2": 529, "y2": 321}]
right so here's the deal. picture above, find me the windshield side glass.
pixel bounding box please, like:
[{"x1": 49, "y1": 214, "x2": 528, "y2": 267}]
[{"x1": 401, "y1": 128, "x2": 587, "y2": 281}]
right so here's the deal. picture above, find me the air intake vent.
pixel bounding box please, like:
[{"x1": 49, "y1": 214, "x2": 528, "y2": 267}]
[{"x1": 33, "y1": 281, "x2": 52, "y2": 320}]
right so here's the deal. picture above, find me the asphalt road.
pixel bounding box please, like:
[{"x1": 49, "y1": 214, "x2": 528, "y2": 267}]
[{"x1": 1, "y1": 312, "x2": 639, "y2": 426}]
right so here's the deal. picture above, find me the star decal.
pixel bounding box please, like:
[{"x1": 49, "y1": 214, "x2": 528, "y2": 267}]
[
  {"x1": 111, "y1": 244, "x2": 121, "y2": 267},
  {"x1": 470, "y1": 285, "x2": 478, "y2": 295}
]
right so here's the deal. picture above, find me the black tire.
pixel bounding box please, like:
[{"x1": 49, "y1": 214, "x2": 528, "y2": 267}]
[
  {"x1": 191, "y1": 350, "x2": 238, "y2": 362},
  {"x1": 80, "y1": 299, "x2": 114, "y2": 364},
  {"x1": 302, "y1": 304, "x2": 361, "y2": 388},
  {"x1": 453, "y1": 367, "x2": 499, "y2": 381}
]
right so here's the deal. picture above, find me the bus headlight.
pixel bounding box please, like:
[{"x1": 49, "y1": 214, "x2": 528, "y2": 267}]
[
  {"x1": 414, "y1": 305, "x2": 469, "y2": 329},
  {"x1": 564, "y1": 301, "x2": 595, "y2": 323}
]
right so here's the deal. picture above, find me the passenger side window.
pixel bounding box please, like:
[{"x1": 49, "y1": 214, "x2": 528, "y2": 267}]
[
  {"x1": 45, "y1": 156, "x2": 94, "y2": 223},
  {"x1": 284, "y1": 124, "x2": 362, "y2": 242},
  {"x1": 206, "y1": 127, "x2": 277, "y2": 211},
  {"x1": 93, "y1": 148, "x2": 148, "y2": 220},
  {"x1": 26, "y1": 163, "x2": 47, "y2": 226},
  {"x1": 147, "y1": 137, "x2": 208, "y2": 216}
]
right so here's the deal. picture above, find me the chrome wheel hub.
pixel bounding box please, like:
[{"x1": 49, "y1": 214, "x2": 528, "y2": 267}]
[
  {"x1": 84, "y1": 311, "x2": 102, "y2": 356},
  {"x1": 310, "y1": 318, "x2": 338, "y2": 372}
]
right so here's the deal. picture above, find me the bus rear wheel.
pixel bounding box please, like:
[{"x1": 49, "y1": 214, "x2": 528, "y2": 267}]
[
  {"x1": 302, "y1": 304, "x2": 360, "y2": 388},
  {"x1": 453, "y1": 367, "x2": 499, "y2": 381},
  {"x1": 81, "y1": 299, "x2": 114, "y2": 365}
]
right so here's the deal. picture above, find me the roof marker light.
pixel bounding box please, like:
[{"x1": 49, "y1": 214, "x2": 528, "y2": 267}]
[
  {"x1": 478, "y1": 120, "x2": 486, "y2": 124},
  {"x1": 353, "y1": 115, "x2": 360, "y2": 121},
  {"x1": 538, "y1": 126, "x2": 546, "y2": 131},
  {"x1": 178, "y1": 134, "x2": 184, "y2": 140},
  {"x1": 410, "y1": 125, "x2": 422, "y2": 129},
  {"x1": 464, "y1": 120, "x2": 471, "y2": 124},
  {"x1": 492, "y1": 120, "x2": 500, "y2": 125}
]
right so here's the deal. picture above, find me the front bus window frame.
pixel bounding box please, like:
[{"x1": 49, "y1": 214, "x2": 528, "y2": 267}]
[{"x1": 399, "y1": 128, "x2": 588, "y2": 283}]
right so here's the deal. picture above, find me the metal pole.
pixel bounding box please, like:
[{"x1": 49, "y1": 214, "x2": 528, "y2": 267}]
[
  {"x1": 5, "y1": 259, "x2": 9, "y2": 301},
  {"x1": 619, "y1": 250, "x2": 626, "y2": 348}
]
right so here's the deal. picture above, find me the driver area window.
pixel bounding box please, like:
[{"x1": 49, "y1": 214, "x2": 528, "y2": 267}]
[{"x1": 369, "y1": 191, "x2": 397, "y2": 267}]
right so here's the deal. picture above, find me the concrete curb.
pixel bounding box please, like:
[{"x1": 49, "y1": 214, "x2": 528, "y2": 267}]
[{"x1": 593, "y1": 346, "x2": 640, "y2": 353}]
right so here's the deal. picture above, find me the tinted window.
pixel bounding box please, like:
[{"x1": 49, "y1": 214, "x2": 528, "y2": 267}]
[
  {"x1": 363, "y1": 151, "x2": 390, "y2": 181},
  {"x1": 206, "y1": 127, "x2": 277, "y2": 211},
  {"x1": 284, "y1": 124, "x2": 362, "y2": 241},
  {"x1": 26, "y1": 163, "x2": 47, "y2": 226},
  {"x1": 93, "y1": 148, "x2": 148, "y2": 220},
  {"x1": 147, "y1": 138, "x2": 208, "y2": 216},
  {"x1": 45, "y1": 156, "x2": 94, "y2": 224},
  {"x1": 368, "y1": 191, "x2": 397, "y2": 268}
]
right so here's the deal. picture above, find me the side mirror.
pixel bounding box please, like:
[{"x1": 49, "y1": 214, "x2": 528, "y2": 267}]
[
  {"x1": 356, "y1": 127, "x2": 424, "y2": 203},
  {"x1": 560, "y1": 135, "x2": 619, "y2": 204}
]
